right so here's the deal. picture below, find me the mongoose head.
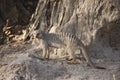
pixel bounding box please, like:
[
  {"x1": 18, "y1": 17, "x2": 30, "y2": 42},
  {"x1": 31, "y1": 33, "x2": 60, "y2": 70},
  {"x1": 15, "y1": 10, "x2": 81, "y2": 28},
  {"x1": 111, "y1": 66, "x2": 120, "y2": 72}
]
[
  {"x1": 33, "y1": 30, "x2": 43, "y2": 39},
  {"x1": 36, "y1": 32, "x2": 42, "y2": 39}
]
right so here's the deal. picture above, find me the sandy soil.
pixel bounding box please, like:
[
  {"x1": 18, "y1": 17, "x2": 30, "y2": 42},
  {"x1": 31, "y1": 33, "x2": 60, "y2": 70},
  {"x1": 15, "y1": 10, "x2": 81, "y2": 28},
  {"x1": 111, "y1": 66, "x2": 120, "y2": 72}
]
[{"x1": 0, "y1": 42, "x2": 120, "y2": 80}]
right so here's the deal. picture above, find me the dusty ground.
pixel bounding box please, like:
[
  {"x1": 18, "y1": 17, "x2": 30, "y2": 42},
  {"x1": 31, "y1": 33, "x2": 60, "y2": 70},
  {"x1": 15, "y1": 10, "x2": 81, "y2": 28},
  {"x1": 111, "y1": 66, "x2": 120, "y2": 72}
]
[{"x1": 0, "y1": 42, "x2": 120, "y2": 80}]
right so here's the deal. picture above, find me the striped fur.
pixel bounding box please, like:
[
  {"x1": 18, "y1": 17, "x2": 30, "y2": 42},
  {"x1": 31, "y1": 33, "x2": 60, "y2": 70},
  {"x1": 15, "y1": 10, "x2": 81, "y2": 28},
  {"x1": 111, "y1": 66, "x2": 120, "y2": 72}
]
[{"x1": 34, "y1": 31, "x2": 105, "y2": 69}]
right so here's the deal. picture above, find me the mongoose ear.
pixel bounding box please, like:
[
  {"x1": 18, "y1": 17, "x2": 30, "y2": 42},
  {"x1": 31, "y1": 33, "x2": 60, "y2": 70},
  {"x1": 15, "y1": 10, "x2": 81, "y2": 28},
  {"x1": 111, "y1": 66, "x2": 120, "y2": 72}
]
[{"x1": 31, "y1": 30, "x2": 39, "y2": 39}]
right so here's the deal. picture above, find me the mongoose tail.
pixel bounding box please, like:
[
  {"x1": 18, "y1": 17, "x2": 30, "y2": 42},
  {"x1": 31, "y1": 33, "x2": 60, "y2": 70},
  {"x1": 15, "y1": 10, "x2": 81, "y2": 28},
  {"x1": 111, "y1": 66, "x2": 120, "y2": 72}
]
[{"x1": 80, "y1": 42, "x2": 106, "y2": 69}]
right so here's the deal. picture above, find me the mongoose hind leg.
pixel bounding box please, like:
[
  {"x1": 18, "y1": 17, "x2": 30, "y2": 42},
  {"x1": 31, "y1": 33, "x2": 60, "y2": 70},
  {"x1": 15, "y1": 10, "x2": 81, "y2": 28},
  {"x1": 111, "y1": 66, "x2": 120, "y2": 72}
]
[{"x1": 65, "y1": 48, "x2": 83, "y2": 64}]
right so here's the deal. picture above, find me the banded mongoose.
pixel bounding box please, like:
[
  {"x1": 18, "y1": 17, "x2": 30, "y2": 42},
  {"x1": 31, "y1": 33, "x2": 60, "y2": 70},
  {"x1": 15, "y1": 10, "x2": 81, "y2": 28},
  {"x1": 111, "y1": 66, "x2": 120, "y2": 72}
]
[{"x1": 34, "y1": 30, "x2": 105, "y2": 69}]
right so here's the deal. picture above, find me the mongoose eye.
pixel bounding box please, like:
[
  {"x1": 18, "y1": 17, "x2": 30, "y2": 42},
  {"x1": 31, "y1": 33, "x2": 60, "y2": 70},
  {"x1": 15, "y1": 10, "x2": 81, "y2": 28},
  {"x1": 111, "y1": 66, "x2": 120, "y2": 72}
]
[
  {"x1": 36, "y1": 33, "x2": 40, "y2": 38},
  {"x1": 36, "y1": 32, "x2": 43, "y2": 39}
]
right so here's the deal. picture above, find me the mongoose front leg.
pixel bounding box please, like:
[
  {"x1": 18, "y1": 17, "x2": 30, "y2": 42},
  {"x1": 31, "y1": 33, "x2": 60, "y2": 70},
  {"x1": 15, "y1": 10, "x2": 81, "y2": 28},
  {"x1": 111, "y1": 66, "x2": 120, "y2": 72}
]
[
  {"x1": 42, "y1": 48, "x2": 47, "y2": 59},
  {"x1": 41, "y1": 40, "x2": 50, "y2": 59},
  {"x1": 46, "y1": 47, "x2": 50, "y2": 59}
]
